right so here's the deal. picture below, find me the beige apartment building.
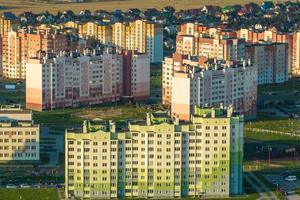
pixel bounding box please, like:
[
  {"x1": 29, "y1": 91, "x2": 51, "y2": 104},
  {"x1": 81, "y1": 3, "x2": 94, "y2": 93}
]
[
  {"x1": 26, "y1": 48, "x2": 150, "y2": 111},
  {"x1": 65, "y1": 107, "x2": 243, "y2": 199},
  {"x1": 112, "y1": 20, "x2": 164, "y2": 63},
  {"x1": 0, "y1": 16, "x2": 19, "y2": 76},
  {"x1": 64, "y1": 21, "x2": 112, "y2": 45},
  {"x1": 293, "y1": 32, "x2": 300, "y2": 75},
  {"x1": 0, "y1": 16, "x2": 19, "y2": 36},
  {"x1": 0, "y1": 105, "x2": 40, "y2": 162},
  {"x1": 176, "y1": 34, "x2": 246, "y2": 61},
  {"x1": 163, "y1": 53, "x2": 257, "y2": 121},
  {"x1": 246, "y1": 42, "x2": 289, "y2": 85},
  {"x1": 237, "y1": 28, "x2": 300, "y2": 76},
  {"x1": 64, "y1": 20, "x2": 163, "y2": 63},
  {"x1": 176, "y1": 23, "x2": 245, "y2": 61}
]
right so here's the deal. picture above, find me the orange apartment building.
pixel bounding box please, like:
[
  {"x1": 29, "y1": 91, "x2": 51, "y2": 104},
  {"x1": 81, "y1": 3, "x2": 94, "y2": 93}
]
[
  {"x1": 0, "y1": 16, "x2": 19, "y2": 76},
  {"x1": 2, "y1": 29, "x2": 68, "y2": 79}
]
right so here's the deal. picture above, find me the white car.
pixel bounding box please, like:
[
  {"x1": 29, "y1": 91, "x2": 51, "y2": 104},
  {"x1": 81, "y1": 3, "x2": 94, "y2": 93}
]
[
  {"x1": 284, "y1": 175, "x2": 297, "y2": 182},
  {"x1": 20, "y1": 183, "x2": 31, "y2": 188},
  {"x1": 6, "y1": 184, "x2": 18, "y2": 188}
]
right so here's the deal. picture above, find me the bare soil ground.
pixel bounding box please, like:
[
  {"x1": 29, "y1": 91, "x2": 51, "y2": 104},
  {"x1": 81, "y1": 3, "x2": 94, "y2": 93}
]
[
  {"x1": 0, "y1": 0, "x2": 295, "y2": 15},
  {"x1": 73, "y1": 107, "x2": 124, "y2": 120}
]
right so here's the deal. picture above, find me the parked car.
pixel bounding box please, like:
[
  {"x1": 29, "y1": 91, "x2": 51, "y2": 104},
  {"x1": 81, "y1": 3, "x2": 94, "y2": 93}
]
[
  {"x1": 32, "y1": 184, "x2": 41, "y2": 188},
  {"x1": 284, "y1": 175, "x2": 297, "y2": 182},
  {"x1": 6, "y1": 184, "x2": 18, "y2": 188},
  {"x1": 20, "y1": 183, "x2": 31, "y2": 188}
]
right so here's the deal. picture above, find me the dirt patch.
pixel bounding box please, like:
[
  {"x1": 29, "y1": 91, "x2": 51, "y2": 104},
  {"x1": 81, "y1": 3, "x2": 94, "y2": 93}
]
[{"x1": 73, "y1": 107, "x2": 124, "y2": 120}]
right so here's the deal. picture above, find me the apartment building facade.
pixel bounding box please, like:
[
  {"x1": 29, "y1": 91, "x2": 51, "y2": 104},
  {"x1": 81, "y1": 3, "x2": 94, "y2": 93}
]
[
  {"x1": 64, "y1": 20, "x2": 163, "y2": 63},
  {"x1": 65, "y1": 107, "x2": 243, "y2": 199},
  {"x1": 238, "y1": 28, "x2": 300, "y2": 76},
  {"x1": 163, "y1": 53, "x2": 257, "y2": 121},
  {"x1": 64, "y1": 21, "x2": 112, "y2": 45},
  {"x1": 26, "y1": 48, "x2": 150, "y2": 111},
  {"x1": 0, "y1": 105, "x2": 40, "y2": 162},
  {"x1": 176, "y1": 34, "x2": 246, "y2": 61},
  {"x1": 0, "y1": 16, "x2": 19, "y2": 76},
  {"x1": 246, "y1": 42, "x2": 289, "y2": 85},
  {"x1": 112, "y1": 20, "x2": 164, "y2": 63},
  {"x1": 0, "y1": 17, "x2": 19, "y2": 37},
  {"x1": 2, "y1": 28, "x2": 67, "y2": 79},
  {"x1": 178, "y1": 23, "x2": 300, "y2": 76},
  {"x1": 291, "y1": 32, "x2": 300, "y2": 76},
  {"x1": 122, "y1": 51, "x2": 150, "y2": 101}
]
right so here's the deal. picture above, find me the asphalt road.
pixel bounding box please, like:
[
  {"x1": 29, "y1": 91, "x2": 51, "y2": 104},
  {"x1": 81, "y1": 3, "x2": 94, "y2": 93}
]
[{"x1": 264, "y1": 174, "x2": 300, "y2": 200}]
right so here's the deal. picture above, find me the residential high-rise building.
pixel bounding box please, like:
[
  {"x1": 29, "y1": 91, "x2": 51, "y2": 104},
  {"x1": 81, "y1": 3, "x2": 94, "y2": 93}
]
[
  {"x1": 178, "y1": 23, "x2": 237, "y2": 39},
  {"x1": 292, "y1": 32, "x2": 300, "y2": 76},
  {"x1": 237, "y1": 28, "x2": 298, "y2": 75},
  {"x1": 0, "y1": 15, "x2": 19, "y2": 76},
  {"x1": 64, "y1": 20, "x2": 163, "y2": 63},
  {"x1": 0, "y1": 104, "x2": 40, "y2": 162},
  {"x1": 176, "y1": 34, "x2": 246, "y2": 61},
  {"x1": 64, "y1": 21, "x2": 112, "y2": 45},
  {"x1": 0, "y1": 15, "x2": 19, "y2": 37},
  {"x1": 2, "y1": 28, "x2": 68, "y2": 79},
  {"x1": 162, "y1": 53, "x2": 257, "y2": 121},
  {"x1": 65, "y1": 107, "x2": 243, "y2": 199},
  {"x1": 112, "y1": 22, "x2": 129, "y2": 50},
  {"x1": 178, "y1": 23, "x2": 300, "y2": 77},
  {"x1": 122, "y1": 51, "x2": 150, "y2": 101},
  {"x1": 26, "y1": 48, "x2": 150, "y2": 111},
  {"x1": 112, "y1": 20, "x2": 164, "y2": 63},
  {"x1": 246, "y1": 42, "x2": 289, "y2": 85}
]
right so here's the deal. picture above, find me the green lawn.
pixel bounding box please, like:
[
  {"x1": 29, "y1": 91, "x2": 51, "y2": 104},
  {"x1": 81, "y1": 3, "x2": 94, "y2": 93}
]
[
  {"x1": 0, "y1": 90, "x2": 25, "y2": 106},
  {"x1": 258, "y1": 78, "x2": 300, "y2": 93},
  {"x1": 0, "y1": 174, "x2": 64, "y2": 183},
  {"x1": 150, "y1": 63, "x2": 162, "y2": 90},
  {"x1": 245, "y1": 131, "x2": 300, "y2": 145},
  {"x1": 245, "y1": 118, "x2": 300, "y2": 133},
  {"x1": 33, "y1": 108, "x2": 83, "y2": 130},
  {"x1": 0, "y1": 188, "x2": 259, "y2": 200},
  {"x1": 33, "y1": 103, "x2": 161, "y2": 130},
  {"x1": 0, "y1": 189, "x2": 58, "y2": 200}
]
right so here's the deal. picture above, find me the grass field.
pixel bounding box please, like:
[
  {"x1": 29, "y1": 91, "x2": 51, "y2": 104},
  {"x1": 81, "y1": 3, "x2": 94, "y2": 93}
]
[
  {"x1": 150, "y1": 64, "x2": 162, "y2": 91},
  {"x1": 258, "y1": 78, "x2": 300, "y2": 94},
  {"x1": 0, "y1": 0, "x2": 295, "y2": 14},
  {"x1": 0, "y1": 188, "x2": 260, "y2": 200},
  {"x1": 0, "y1": 189, "x2": 58, "y2": 200},
  {"x1": 245, "y1": 118, "x2": 300, "y2": 133},
  {"x1": 0, "y1": 90, "x2": 25, "y2": 106},
  {"x1": 245, "y1": 131, "x2": 300, "y2": 145},
  {"x1": 33, "y1": 103, "x2": 161, "y2": 130}
]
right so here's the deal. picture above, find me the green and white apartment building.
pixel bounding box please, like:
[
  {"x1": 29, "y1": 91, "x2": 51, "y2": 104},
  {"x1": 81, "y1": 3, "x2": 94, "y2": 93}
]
[{"x1": 65, "y1": 106, "x2": 243, "y2": 199}]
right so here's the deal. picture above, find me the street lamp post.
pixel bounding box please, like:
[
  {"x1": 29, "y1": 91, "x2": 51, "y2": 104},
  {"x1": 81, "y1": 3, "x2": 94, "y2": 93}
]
[{"x1": 268, "y1": 146, "x2": 272, "y2": 165}]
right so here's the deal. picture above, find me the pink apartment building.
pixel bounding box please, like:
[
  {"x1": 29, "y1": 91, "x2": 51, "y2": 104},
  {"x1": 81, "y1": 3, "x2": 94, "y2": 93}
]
[
  {"x1": 178, "y1": 23, "x2": 299, "y2": 76},
  {"x1": 26, "y1": 48, "x2": 150, "y2": 111},
  {"x1": 163, "y1": 53, "x2": 257, "y2": 121}
]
